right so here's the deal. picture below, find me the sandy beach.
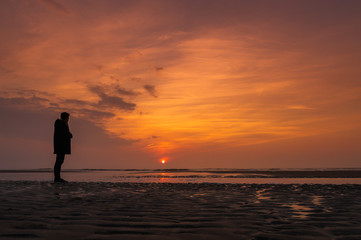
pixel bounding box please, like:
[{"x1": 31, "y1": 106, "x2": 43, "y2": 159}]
[{"x1": 1, "y1": 181, "x2": 361, "y2": 240}]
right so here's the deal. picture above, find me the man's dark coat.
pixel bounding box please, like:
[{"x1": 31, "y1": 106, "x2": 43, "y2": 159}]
[{"x1": 53, "y1": 119, "x2": 73, "y2": 154}]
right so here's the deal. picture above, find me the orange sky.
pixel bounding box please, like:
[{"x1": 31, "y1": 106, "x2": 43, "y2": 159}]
[{"x1": 1, "y1": 0, "x2": 361, "y2": 169}]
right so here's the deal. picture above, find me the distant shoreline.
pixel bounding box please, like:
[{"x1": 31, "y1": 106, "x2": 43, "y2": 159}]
[{"x1": 2, "y1": 168, "x2": 361, "y2": 178}]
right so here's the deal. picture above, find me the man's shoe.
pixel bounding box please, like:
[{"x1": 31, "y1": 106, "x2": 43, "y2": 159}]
[{"x1": 54, "y1": 178, "x2": 67, "y2": 183}]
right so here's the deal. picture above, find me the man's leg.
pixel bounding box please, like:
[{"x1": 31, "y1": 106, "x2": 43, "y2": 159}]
[{"x1": 54, "y1": 154, "x2": 65, "y2": 181}]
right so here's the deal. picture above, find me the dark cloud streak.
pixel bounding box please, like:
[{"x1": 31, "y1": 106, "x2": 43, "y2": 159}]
[
  {"x1": 88, "y1": 85, "x2": 136, "y2": 111},
  {"x1": 144, "y1": 84, "x2": 158, "y2": 98},
  {"x1": 115, "y1": 86, "x2": 139, "y2": 96},
  {"x1": 0, "y1": 91, "x2": 117, "y2": 120},
  {"x1": 0, "y1": 96, "x2": 49, "y2": 107},
  {"x1": 77, "y1": 108, "x2": 115, "y2": 119},
  {"x1": 97, "y1": 93, "x2": 136, "y2": 111},
  {"x1": 62, "y1": 99, "x2": 90, "y2": 106}
]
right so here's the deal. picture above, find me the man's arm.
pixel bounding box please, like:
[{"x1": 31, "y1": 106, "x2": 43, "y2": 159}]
[
  {"x1": 55, "y1": 121, "x2": 72, "y2": 139},
  {"x1": 65, "y1": 125, "x2": 72, "y2": 139}
]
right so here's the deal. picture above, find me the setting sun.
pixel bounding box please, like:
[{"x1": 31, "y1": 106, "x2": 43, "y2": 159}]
[
  {"x1": 0, "y1": 0, "x2": 361, "y2": 170},
  {"x1": 1, "y1": 1, "x2": 361, "y2": 239}
]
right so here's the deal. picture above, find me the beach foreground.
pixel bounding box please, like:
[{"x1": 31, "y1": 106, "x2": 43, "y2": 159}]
[{"x1": 1, "y1": 181, "x2": 361, "y2": 240}]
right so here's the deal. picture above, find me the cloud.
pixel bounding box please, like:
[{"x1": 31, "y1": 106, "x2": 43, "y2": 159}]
[
  {"x1": 0, "y1": 96, "x2": 133, "y2": 143},
  {"x1": 98, "y1": 94, "x2": 136, "y2": 111},
  {"x1": 14, "y1": 89, "x2": 54, "y2": 98},
  {"x1": 115, "y1": 86, "x2": 139, "y2": 96},
  {"x1": 87, "y1": 85, "x2": 105, "y2": 96},
  {"x1": 0, "y1": 89, "x2": 55, "y2": 110},
  {"x1": 109, "y1": 77, "x2": 139, "y2": 97},
  {"x1": 0, "y1": 91, "x2": 117, "y2": 123},
  {"x1": 62, "y1": 99, "x2": 90, "y2": 107},
  {"x1": 88, "y1": 85, "x2": 136, "y2": 111},
  {"x1": 61, "y1": 108, "x2": 115, "y2": 120},
  {"x1": 0, "y1": 89, "x2": 123, "y2": 124},
  {"x1": 88, "y1": 84, "x2": 138, "y2": 97},
  {"x1": 78, "y1": 108, "x2": 115, "y2": 119},
  {"x1": 57, "y1": 98, "x2": 116, "y2": 119},
  {"x1": 0, "y1": 90, "x2": 133, "y2": 145},
  {"x1": 50, "y1": 102, "x2": 59, "y2": 107},
  {"x1": 38, "y1": 0, "x2": 71, "y2": 15},
  {"x1": 0, "y1": 102, "x2": 138, "y2": 169},
  {"x1": 0, "y1": 96, "x2": 49, "y2": 108},
  {"x1": 143, "y1": 84, "x2": 158, "y2": 98}
]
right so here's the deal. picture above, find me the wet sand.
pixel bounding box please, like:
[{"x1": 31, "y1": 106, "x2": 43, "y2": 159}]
[{"x1": 1, "y1": 181, "x2": 361, "y2": 239}]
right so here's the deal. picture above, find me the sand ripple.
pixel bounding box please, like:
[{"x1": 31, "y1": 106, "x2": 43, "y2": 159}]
[{"x1": 1, "y1": 181, "x2": 361, "y2": 239}]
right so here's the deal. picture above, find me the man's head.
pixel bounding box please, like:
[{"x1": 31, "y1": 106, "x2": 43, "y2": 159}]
[{"x1": 60, "y1": 112, "x2": 70, "y2": 123}]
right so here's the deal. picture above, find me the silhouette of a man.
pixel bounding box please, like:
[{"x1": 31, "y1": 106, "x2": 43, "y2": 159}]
[{"x1": 53, "y1": 112, "x2": 73, "y2": 183}]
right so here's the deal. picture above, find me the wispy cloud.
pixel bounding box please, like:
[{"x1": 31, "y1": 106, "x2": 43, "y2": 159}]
[
  {"x1": 88, "y1": 85, "x2": 136, "y2": 111},
  {"x1": 143, "y1": 85, "x2": 157, "y2": 98},
  {"x1": 76, "y1": 108, "x2": 115, "y2": 119},
  {"x1": 115, "y1": 86, "x2": 139, "y2": 97},
  {"x1": 0, "y1": 90, "x2": 116, "y2": 121},
  {"x1": 97, "y1": 93, "x2": 136, "y2": 111},
  {"x1": 0, "y1": 96, "x2": 49, "y2": 109}
]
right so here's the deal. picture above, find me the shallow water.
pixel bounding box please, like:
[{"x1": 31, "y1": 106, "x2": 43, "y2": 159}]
[{"x1": 1, "y1": 168, "x2": 361, "y2": 184}]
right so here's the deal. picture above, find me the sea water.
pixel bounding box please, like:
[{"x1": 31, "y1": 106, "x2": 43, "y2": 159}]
[{"x1": 1, "y1": 168, "x2": 361, "y2": 184}]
